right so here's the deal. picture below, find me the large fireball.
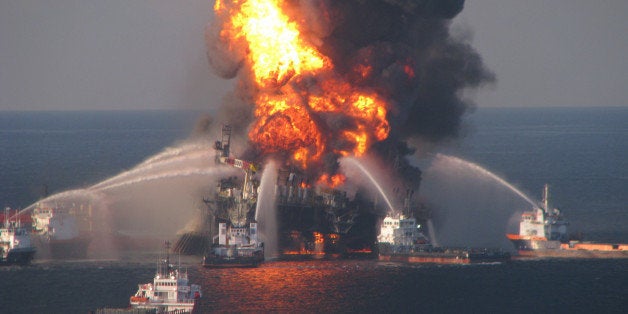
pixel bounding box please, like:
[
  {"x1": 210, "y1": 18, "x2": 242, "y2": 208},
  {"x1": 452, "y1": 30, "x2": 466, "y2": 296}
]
[{"x1": 214, "y1": 0, "x2": 391, "y2": 184}]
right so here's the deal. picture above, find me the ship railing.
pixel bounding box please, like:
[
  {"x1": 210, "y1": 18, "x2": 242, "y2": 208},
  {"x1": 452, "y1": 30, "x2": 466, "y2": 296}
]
[
  {"x1": 142, "y1": 297, "x2": 195, "y2": 305},
  {"x1": 236, "y1": 250, "x2": 255, "y2": 257}
]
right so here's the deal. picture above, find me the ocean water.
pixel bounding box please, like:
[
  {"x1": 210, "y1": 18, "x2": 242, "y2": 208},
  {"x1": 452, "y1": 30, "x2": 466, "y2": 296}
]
[
  {"x1": 441, "y1": 107, "x2": 628, "y2": 242},
  {"x1": 0, "y1": 110, "x2": 198, "y2": 208},
  {"x1": 1, "y1": 258, "x2": 626, "y2": 313},
  {"x1": 0, "y1": 107, "x2": 627, "y2": 313}
]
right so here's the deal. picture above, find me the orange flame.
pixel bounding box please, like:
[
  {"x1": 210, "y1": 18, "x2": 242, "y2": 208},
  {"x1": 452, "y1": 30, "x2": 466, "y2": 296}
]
[
  {"x1": 404, "y1": 64, "x2": 415, "y2": 79},
  {"x1": 216, "y1": 0, "x2": 327, "y2": 88},
  {"x1": 355, "y1": 64, "x2": 373, "y2": 79},
  {"x1": 317, "y1": 173, "x2": 346, "y2": 188},
  {"x1": 215, "y1": 0, "x2": 391, "y2": 181}
]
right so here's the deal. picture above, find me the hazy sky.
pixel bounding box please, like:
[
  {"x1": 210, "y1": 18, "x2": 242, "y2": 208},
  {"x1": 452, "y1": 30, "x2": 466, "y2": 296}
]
[
  {"x1": 456, "y1": 0, "x2": 628, "y2": 108},
  {"x1": 1, "y1": 0, "x2": 627, "y2": 111}
]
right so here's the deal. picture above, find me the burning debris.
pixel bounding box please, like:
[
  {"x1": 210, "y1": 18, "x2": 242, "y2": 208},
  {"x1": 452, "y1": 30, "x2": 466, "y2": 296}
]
[{"x1": 175, "y1": 0, "x2": 493, "y2": 257}]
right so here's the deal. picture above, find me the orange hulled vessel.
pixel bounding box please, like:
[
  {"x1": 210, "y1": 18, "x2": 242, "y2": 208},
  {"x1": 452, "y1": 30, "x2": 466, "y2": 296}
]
[{"x1": 507, "y1": 184, "x2": 628, "y2": 258}]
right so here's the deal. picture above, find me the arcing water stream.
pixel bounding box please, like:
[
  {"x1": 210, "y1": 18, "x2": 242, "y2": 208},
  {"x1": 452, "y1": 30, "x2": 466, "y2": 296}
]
[
  {"x1": 16, "y1": 140, "x2": 221, "y2": 218},
  {"x1": 419, "y1": 153, "x2": 540, "y2": 249},
  {"x1": 134, "y1": 142, "x2": 212, "y2": 166},
  {"x1": 94, "y1": 167, "x2": 230, "y2": 192},
  {"x1": 341, "y1": 157, "x2": 445, "y2": 246},
  {"x1": 89, "y1": 148, "x2": 214, "y2": 190},
  {"x1": 340, "y1": 157, "x2": 396, "y2": 213},
  {"x1": 434, "y1": 154, "x2": 538, "y2": 207}
]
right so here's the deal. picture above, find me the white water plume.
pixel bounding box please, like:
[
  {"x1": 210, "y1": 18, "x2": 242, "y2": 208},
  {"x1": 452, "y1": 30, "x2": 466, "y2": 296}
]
[
  {"x1": 255, "y1": 160, "x2": 278, "y2": 259},
  {"x1": 427, "y1": 219, "x2": 439, "y2": 247},
  {"x1": 418, "y1": 153, "x2": 537, "y2": 250}
]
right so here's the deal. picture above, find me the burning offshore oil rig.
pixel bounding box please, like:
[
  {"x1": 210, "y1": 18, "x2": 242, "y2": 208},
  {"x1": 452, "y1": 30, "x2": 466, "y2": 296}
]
[
  {"x1": 175, "y1": 0, "x2": 492, "y2": 260},
  {"x1": 174, "y1": 124, "x2": 428, "y2": 260}
]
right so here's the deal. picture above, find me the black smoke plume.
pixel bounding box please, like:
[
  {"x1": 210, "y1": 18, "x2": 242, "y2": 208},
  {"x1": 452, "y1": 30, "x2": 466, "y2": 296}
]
[{"x1": 206, "y1": 0, "x2": 494, "y2": 184}]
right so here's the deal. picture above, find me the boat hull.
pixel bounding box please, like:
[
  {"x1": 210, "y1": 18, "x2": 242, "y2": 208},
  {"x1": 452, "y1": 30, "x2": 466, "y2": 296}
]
[
  {"x1": 378, "y1": 249, "x2": 511, "y2": 265},
  {"x1": 515, "y1": 249, "x2": 628, "y2": 259},
  {"x1": 131, "y1": 301, "x2": 196, "y2": 313},
  {"x1": 202, "y1": 246, "x2": 264, "y2": 268},
  {"x1": 507, "y1": 234, "x2": 628, "y2": 259},
  {"x1": 202, "y1": 254, "x2": 264, "y2": 268},
  {"x1": 49, "y1": 237, "x2": 91, "y2": 259},
  {"x1": 0, "y1": 247, "x2": 37, "y2": 266}
]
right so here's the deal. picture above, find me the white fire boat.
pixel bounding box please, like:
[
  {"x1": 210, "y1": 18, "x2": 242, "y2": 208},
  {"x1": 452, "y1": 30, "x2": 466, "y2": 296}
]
[{"x1": 130, "y1": 242, "x2": 202, "y2": 313}]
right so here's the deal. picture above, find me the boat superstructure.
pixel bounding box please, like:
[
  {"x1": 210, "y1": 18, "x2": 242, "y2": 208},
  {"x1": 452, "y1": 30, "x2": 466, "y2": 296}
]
[
  {"x1": 0, "y1": 208, "x2": 37, "y2": 265},
  {"x1": 130, "y1": 241, "x2": 202, "y2": 312},
  {"x1": 377, "y1": 213, "x2": 430, "y2": 248},
  {"x1": 31, "y1": 202, "x2": 92, "y2": 259},
  {"x1": 201, "y1": 125, "x2": 265, "y2": 267},
  {"x1": 507, "y1": 184, "x2": 628, "y2": 258}
]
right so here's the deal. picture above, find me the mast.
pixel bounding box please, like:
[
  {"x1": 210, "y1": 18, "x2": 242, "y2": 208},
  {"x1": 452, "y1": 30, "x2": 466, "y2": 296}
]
[
  {"x1": 3, "y1": 207, "x2": 8, "y2": 229},
  {"x1": 165, "y1": 240, "x2": 171, "y2": 266},
  {"x1": 158, "y1": 240, "x2": 172, "y2": 276},
  {"x1": 542, "y1": 184, "x2": 552, "y2": 240},
  {"x1": 542, "y1": 183, "x2": 550, "y2": 214}
]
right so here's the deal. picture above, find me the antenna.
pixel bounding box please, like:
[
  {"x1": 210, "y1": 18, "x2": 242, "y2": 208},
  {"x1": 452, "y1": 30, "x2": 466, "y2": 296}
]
[
  {"x1": 542, "y1": 184, "x2": 550, "y2": 213},
  {"x1": 3, "y1": 207, "x2": 9, "y2": 229},
  {"x1": 165, "y1": 240, "x2": 171, "y2": 265}
]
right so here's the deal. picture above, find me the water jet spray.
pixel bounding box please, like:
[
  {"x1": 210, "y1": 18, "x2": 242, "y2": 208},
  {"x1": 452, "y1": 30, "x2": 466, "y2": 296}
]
[{"x1": 340, "y1": 157, "x2": 396, "y2": 213}]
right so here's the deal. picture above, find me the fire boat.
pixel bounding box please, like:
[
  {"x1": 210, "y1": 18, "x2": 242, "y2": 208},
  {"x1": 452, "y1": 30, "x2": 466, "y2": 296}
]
[
  {"x1": 1, "y1": 208, "x2": 37, "y2": 266},
  {"x1": 377, "y1": 191, "x2": 510, "y2": 264},
  {"x1": 506, "y1": 184, "x2": 628, "y2": 258},
  {"x1": 130, "y1": 241, "x2": 202, "y2": 312},
  {"x1": 376, "y1": 211, "x2": 510, "y2": 264}
]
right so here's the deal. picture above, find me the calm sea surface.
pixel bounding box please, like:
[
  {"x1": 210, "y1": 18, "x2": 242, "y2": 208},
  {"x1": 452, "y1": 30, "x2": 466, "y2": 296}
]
[
  {"x1": 0, "y1": 107, "x2": 626, "y2": 313},
  {"x1": 1, "y1": 258, "x2": 626, "y2": 313}
]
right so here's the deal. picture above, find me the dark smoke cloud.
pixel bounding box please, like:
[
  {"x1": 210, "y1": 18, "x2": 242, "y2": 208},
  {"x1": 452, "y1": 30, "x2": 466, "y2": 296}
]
[
  {"x1": 206, "y1": 0, "x2": 493, "y2": 178},
  {"x1": 205, "y1": 22, "x2": 243, "y2": 79},
  {"x1": 319, "y1": 0, "x2": 494, "y2": 142},
  {"x1": 383, "y1": 0, "x2": 465, "y2": 19}
]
